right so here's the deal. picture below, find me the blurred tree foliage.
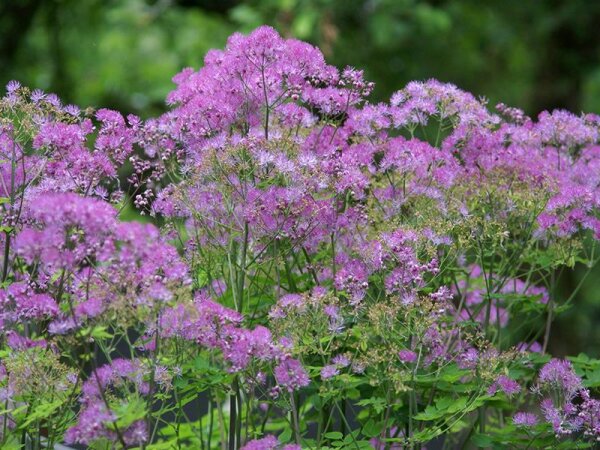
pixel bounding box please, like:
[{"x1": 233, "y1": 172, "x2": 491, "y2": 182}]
[
  {"x1": 1, "y1": 0, "x2": 237, "y2": 117},
  {"x1": 1, "y1": 0, "x2": 599, "y2": 354},
  {"x1": 4, "y1": 0, "x2": 600, "y2": 116}
]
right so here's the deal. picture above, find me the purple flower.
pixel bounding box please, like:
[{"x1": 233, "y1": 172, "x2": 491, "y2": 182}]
[
  {"x1": 45, "y1": 93, "x2": 61, "y2": 108},
  {"x1": 516, "y1": 341, "x2": 542, "y2": 353},
  {"x1": 15, "y1": 193, "x2": 118, "y2": 270},
  {"x1": 320, "y1": 365, "x2": 339, "y2": 379},
  {"x1": 335, "y1": 259, "x2": 369, "y2": 305},
  {"x1": 274, "y1": 358, "x2": 310, "y2": 392},
  {"x1": 6, "y1": 331, "x2": 47, "y2": 350},
  {"x1": 538, "y1": 359, "x2": 582, "y2": 398},
  {"x1": 540, "y1": 398, "x2": 565, "y2": 435},
  {"x1": 324, "y1": 305, "x2": 344, "y2": 333},
  {"x1": 64, "y1": 104, "x2": 81, "y2": 117},
  {"x1": 398, "y1": 349, "x2": 418, "y2": 363},
  {"x1": 512, "y1": 412, "x2": 538, "y2": 427},
  {"x1": 6, "y1": 80, "x2": 20, "y2": 94},
  {"x1": 578, "y1": 389, "x2": 600, "y2": 439},
  {"x1": 66, "y1": 359, "x2": 154, "y2": 447},
  {"x1": 488, "y1": 375, "x2": 520, "y2": 396},
  {"x1": 457, "y1": 348, "x2": 479, "y2": 369},
  {"x1": 64, "y1": 402, "x2": 117, "y2": 445},
  {"x1": 240, "y1": 436, "x2": 279, "y2": 450},
  {"x1": 269, "y1": 293, "x2": 305, "y2": 319},
  {"x1": 122, "y1": 420, "x2": 148, "y2": 446},
  {"x1": 164, "y1": 25, "x2": 366, "y2": 143},
  {"x1": 332, "y1": 354, "x2": 350, "y2": 367},
  {"x1": 30, "y1": 89, "x2": 45, "y2": 103}
]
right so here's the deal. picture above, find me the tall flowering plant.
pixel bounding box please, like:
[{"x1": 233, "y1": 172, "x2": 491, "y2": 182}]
[{"x1": 0, "y1": 26, "x2": 599, "y2": 449}]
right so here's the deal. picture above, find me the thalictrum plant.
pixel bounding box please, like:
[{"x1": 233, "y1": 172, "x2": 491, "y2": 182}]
[{"x1": 0, "y1": 26, "x2": 599, "y2": 450}]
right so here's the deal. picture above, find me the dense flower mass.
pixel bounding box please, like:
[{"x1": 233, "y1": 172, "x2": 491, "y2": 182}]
[
  {"x1": 15, "y1": 192, "x2": 118, "y2": 270},
  {"x1": 0, "y1": 25, "x2": 600, "y2": 449},
  {"x1": 64, "y1": 359, "x2": 154, "y2": 446}
]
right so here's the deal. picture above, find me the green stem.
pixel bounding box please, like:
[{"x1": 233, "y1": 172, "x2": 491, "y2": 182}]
[
  {"x1": 289, "y1": 394, "x2": 301, "y2": 445},
  {"x1": 229, "y1": 377, "x2": 239, "y2": 450}
]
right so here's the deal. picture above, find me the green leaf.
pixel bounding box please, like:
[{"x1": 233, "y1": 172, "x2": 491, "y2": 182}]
[
  {"x1": 324, "y1": 431, "x2": 343, "y2": 440},
  {"x1": 362, "y1": 418, "x2": 384, "y2": 438},
  {"x1": 196, "y1": 268, "x2": 208, "y2": 288},
  {"x1": 89, "y1": 438, "x2": 113, "y2": 450},
  {"x1": 193, "y1": 355, "x2": 210, "y2": 370},
  {"x1": 19, "y1": 399, "x2": 63, "y2": 428},
  {"x1": 440, "y1": 364, "x2": 469, "y2": 383},
  {"x1": 411, "y1": 426, "x2": 442, "y2": 442},
  {"x1": 0, "y1": 435, "x2": 21, "y2": 450},
  {"x1": 279, "y1": 427, "x2": 292, "y2": 443},
  {"x1": 90, "y1": 325, "x2": 113, "y2": 340},
  {"x1": 413, "y1": 396, "x2": 469, "y2": 421},
  {"x1": 471, "y1": 434, "x2": 494, "y2": 448},
  {"x1": 114, "y1": 396, "x2": 147, "y2": 429},
  {"x1": 583, "y1": 369, "x2": 600, "y2": 387},
  {"x1": 356, "y1": 397, "x2": 387, "y2": 414}
]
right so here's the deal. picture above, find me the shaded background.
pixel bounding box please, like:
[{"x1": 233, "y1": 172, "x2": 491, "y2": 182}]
[{"x1": 1, "y1": 0, "x2": 599, "y2": 356}]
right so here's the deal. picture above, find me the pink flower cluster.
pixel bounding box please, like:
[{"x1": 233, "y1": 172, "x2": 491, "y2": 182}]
[
  {"x1": 2, "y1": 25, "x2": 600, "y2": 447},
  {"x1": 65, "y1": 359, "x2": 153, "y2": 446},
  {"x1": 515, "y1": 359, "x2": 600, "y2": 438}
]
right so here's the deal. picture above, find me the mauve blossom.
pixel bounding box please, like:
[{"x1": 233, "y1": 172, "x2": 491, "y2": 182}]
[
  {"x1": 488, "y1": 375, "x2": 521, "y2": 396},
  {"x1": 321, "y1": 365, "x2": 339, "y2": 379},
  {"x1": 538, "y1": 359, "x2": 582, "y2": 398},
  {"x1": 513, "y1": 412, "x2": 538, "y2": 426},
  {"x1": 274, "y1": 358, "x2": 310, "y2": 392},
  {"x1": 398, "y1": 349, "x2": 418, "y2": 363}
]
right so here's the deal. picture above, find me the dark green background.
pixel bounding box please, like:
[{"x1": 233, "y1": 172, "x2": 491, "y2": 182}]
[{"x1": 2, "y1": 0, "x2": 598, "y2": 356}]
